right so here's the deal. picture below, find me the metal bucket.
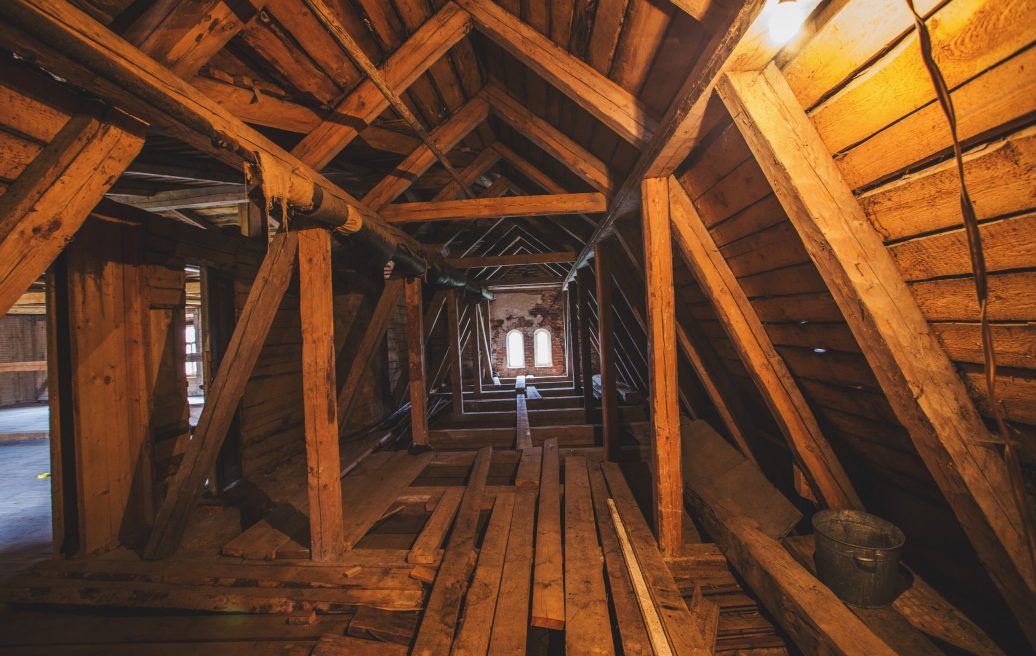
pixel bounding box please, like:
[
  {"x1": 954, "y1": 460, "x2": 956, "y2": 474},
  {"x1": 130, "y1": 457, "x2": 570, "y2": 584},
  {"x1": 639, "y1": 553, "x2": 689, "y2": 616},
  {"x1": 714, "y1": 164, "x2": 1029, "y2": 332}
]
[{"x1": 812, "y1": 510, "x2": 905, "y2": 607}]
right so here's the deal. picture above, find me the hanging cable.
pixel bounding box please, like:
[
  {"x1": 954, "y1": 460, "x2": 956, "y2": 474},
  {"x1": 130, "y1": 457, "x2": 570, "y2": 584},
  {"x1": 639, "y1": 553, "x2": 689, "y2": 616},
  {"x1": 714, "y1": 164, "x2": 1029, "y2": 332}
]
[{"x1": 905, "y1": 0, "x2": 1036, "y2": 565}]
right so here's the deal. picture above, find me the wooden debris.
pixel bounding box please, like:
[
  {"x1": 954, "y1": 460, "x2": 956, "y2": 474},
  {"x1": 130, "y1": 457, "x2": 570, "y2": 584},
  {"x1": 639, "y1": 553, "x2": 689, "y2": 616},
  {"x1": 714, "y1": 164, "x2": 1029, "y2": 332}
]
[{"x1": 409, "y1": 487, "x2": 464, "y2": 564}]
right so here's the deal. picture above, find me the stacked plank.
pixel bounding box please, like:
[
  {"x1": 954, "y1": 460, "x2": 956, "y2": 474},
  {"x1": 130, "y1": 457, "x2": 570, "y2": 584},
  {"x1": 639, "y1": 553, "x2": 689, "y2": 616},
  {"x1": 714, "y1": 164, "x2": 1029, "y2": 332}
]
[{"x1": 4, "y1": 554, "x2": 424, "y2": 614}]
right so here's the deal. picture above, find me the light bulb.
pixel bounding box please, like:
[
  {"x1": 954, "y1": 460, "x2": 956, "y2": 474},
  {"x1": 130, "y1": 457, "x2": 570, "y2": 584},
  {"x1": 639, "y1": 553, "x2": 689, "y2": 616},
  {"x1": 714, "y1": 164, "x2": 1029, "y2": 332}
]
[{"x1": 768, "y1": 0, "x2": 805, "y2": 45}]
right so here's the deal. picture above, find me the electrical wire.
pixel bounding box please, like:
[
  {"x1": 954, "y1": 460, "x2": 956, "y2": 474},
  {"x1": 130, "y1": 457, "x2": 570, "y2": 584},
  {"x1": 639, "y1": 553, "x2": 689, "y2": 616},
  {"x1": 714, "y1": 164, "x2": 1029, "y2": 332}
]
[{"x1": 905, "y1": 0, "x2": 1036, "y2": 566}]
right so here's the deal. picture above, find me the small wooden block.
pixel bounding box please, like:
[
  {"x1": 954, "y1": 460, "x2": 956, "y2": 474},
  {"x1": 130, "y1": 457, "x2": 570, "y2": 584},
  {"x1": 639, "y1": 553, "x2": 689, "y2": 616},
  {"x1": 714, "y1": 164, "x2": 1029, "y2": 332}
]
[{"x1": 410, "y1": 565, "x2": 437, "y2": 584}]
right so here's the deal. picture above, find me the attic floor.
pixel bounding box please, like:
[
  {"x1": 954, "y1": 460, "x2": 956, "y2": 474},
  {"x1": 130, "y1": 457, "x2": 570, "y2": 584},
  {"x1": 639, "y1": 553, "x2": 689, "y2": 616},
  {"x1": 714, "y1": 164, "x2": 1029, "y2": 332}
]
[{"x1": 0, "y1": 382, "x2": 789, "y2": 655}]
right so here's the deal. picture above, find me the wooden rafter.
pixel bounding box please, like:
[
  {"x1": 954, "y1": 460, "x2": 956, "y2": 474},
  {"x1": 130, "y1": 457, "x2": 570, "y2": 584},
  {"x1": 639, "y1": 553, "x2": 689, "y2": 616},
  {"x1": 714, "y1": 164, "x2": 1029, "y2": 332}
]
[
  {"x1": 363, "y1": 95, "x2": 490, "y2": 210},
  {"x1": 447, "y1": 252, "x2": 577, "y2": 268},
  {"x1": 457, "y1": 0, "x2": 658, "y2": 148},
  {"x1": 564, "y1": 0, "x2": 814, "y2": 283},
  {"x1": 299, "y1": 0, "x2": 477, "y2": 198},
  {"x1": 289, "y1": 2, "x2": 473, "y2": 169},
  {"x1": 718, "y1": 63, "x2": 1036, "y2": 636},
  {"x1": 433, "y1": 146, "x2": 502, "y2": 201},
  {"x1": 124, "y1": 0, "x2": 263, "y2": 78},
  {"x1": 668, "y1": 180, "x2": 863, "y2": 511},
  {"x1": 485, "y1": 83, "x2": 613, "y2": 195},
  {"x1": 381, "y1": 193, "x2": 607, "y2": 224},
  {"x1": 0, "y1": 109, "x2": 145, "y2": 317}
]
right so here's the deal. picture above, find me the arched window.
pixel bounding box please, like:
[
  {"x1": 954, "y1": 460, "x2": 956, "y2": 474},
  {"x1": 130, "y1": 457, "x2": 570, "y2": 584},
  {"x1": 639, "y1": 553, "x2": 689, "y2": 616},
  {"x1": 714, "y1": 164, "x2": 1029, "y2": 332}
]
[
  {"x1": 506, "y1": 330, "x2": 525, "y2": 368},
  {"x1": 533, "y1": 329, "x2": 552, "y2": 367}
]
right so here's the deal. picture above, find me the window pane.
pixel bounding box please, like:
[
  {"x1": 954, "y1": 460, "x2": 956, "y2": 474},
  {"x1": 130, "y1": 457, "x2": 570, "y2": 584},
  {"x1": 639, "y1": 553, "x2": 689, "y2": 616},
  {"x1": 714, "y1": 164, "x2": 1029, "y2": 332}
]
[
  {"x1": 534, "y1": 329, "x2": 552, "y2": 367},
  {"x1": 506, "y1": 330, "x2": 525, "y2": 368}
]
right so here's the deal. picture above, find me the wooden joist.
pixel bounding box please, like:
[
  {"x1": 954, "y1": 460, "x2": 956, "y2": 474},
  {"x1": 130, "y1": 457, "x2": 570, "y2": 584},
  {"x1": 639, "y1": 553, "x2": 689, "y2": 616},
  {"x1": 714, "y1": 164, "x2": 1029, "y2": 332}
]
[
  {"x1": 0, "y1": 110, "x2": 144, "y2": 317},
  {"x1": 719, "y1": 63, "x2": 1036, "y2": 638},
  {"x1": 564, "y1": 457, "x2": 615, "y2": 654},
  {"x1": 457, "y1": 0, "x2": 658, "y2": 148},
  {"x1": 380, "y1": 193, "x2": 607, "y2": 224},
  {"x1": 412, "y1": 447, "x2": 492, "y2": 655},
  {"x1": 668, "y1": 180, "x2": 862, "y2": 511},
  {"x1": 145, "y1": 232, "x2": 299, "y2": 559},
  {"x1": 447, "y1": 252, "x2": 577, "y2": 268},
  {"x1": 531, "y1": 438, "x2": 564, "y2": 629},
  {"x1": 298, "y1": 227, "x2": 346, "y2": 562},
  {"x1": 290, "y1": 2, "x2": 472, "y2": 169}
]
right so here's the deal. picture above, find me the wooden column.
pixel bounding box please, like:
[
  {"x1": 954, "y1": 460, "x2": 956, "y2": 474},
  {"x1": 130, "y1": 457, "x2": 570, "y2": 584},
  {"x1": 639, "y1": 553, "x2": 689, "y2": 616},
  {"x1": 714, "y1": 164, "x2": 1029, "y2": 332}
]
[
  {"x1": 297, "y1": 227, "x2": 346, "y2": 562},
  {"x1": 57, "y1": 219, "x2": 149, "y2": 555},
  {"x1": 668, "y1": 181, "x2": 862, "y2": 511},
  {"x1": 641, "y1": 177, "x2": 682, "y2": 555},
  {"x1": 447, "y1": 290, "x2": 464, "y2": 415},
  {"x1": 568, "y1": 284, "x2": 582, "y2": 392},
  {"x1": 406, "y1": 277, "x2": 429, "y2": 447},
  {"x1": 719, "y1": 63, "x2": 1036, "y2": 637},
  {"x1": 595, "y1": 243, "x2": 619, "y2": 460},
  {"x1": 576, "y1": 267, "x2": 595, "y2": 422}
]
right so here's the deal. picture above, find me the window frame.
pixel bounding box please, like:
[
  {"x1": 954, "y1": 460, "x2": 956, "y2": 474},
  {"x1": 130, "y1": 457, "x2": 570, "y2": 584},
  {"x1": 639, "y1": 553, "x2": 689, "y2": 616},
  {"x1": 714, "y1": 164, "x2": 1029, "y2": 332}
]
[{"x1": 505, "y1": 329, "x2": 525, "y2": 369}]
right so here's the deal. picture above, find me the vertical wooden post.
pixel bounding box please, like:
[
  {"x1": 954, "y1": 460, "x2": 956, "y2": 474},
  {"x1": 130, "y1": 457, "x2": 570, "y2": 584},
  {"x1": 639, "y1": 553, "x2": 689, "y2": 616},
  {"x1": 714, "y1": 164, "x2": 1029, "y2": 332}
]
[
  {"x1": 595, "y1": 243, "x2": 619, "y2": 460},
  {"x1": 297, "y1": 227, "x2": 346, "y2": 562},
  {"x1": 447, "y1": 290, "x2": 464, "y2": 415},
  {"x1": 642, "y1": 176, "x2": 682, "y2": 556},
  {"x1": 568, "y1": 285, "x2": 582, "y2": 392},
  {"x1": 406, "y1": 277, "x2": 429, "y2": 447},
  {"x1": 576, "y1": 268, "x2": 595, "y2": 422},
  {"x1": 474, "y1": 303, "x2": 487, "y2": 396}
]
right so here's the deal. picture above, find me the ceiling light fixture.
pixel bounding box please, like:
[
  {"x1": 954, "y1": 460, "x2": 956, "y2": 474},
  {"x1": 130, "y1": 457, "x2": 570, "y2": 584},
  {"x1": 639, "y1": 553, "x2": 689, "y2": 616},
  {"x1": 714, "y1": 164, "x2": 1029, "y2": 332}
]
[{"x1": 767, "y1": 0, "x2": 806, "y2": 45}]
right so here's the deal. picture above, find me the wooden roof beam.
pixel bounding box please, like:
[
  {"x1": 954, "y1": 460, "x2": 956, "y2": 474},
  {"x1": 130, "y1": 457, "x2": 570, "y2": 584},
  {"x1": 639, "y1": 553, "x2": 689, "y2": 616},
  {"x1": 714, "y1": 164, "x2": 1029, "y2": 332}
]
[
  {"x1": 456, "y1": 0, "x2": 657, "y2": 148},
  {"x1": 382, "y1": 193, "x2": 607, "y2": 224},
  {"x1": 485, "y1": 83, "x2": 614, "y2": 196},
  {"x1": 123, "y1": 0, "x2": 264, "y2": 78},
  {"x1": 299, "y1": 0, "x2": 477, "y2": 200},
  {"x1": 719, "y1": 63, "x2": 1036, "y2": 640},
  {"x1": 290, "y1": 2, "x2": 473, "y2": 169},
  {"x1": 492, "y1": 142, "x2": 568, "y2": 195},
  {"x1": 433, "y1": 146, "x2": 502, "y2": 201},
  {"x1": 363, "y1": 94, "x2": 490, "y2": 209},
  {"x1": 564, "y1": 0, "x2": 821, "y2": 283},
  {"x1": 0, "y1": 0, "x2": 377, "y2": 231},
  {"x1": 448, "y1": 252, "x2": 577, "y2": 268},
  {"x1": 0, "y1": 109, "x2": 145, "y2": 317}
]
